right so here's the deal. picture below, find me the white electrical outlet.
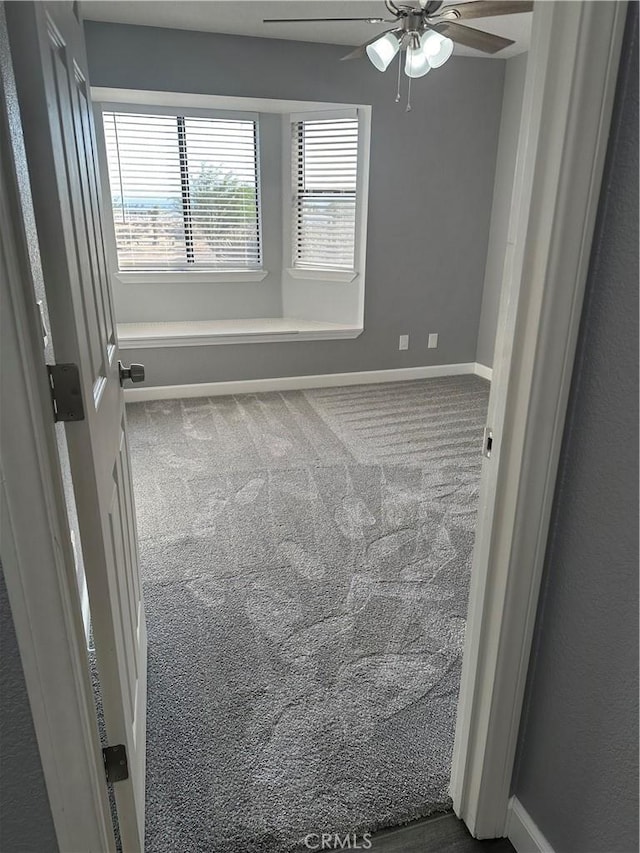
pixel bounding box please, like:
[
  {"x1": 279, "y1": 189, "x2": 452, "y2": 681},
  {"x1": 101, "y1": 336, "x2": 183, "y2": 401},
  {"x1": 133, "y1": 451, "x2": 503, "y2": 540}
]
[
  {"x1": 428, "y1": 333, "x2": 439, "y2": 349},
  {"x1": 399, "y1": 334, "x2": 409, "y2": 351}
]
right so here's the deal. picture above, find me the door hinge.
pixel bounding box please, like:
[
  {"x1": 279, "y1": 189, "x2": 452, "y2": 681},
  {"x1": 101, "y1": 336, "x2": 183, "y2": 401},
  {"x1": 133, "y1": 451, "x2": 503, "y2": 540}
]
[
  {"x1": 47, "y1": 363, "x2": 85, "y2": 422},
  {"x1": 102, "y1": 744, "x2": 129, "y2": 784},
  {"x1": 483, "y1": 426, "x2": 493, "y2": 459}
]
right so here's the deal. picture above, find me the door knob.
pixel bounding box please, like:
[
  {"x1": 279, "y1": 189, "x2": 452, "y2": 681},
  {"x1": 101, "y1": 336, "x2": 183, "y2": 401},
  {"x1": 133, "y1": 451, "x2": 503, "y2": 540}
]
[{"x1": 118, "y1": 361, "x2": 145, "y2": 385}]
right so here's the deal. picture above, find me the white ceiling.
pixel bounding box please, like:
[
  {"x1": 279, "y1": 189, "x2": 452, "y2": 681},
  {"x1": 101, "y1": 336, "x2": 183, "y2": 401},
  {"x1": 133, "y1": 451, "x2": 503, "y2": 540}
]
[{"x1": 81, "y1": 1, "x2": 531, "y2": 59}]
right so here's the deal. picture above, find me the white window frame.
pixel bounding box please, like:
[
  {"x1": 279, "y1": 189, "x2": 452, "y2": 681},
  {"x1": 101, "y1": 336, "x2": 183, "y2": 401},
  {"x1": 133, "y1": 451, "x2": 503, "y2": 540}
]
[
  {"x1": 283, "y1": 107, "x2": 371, "y2": 283},
  {"x1": 94, "y1": 100, "x2": 268, "y2": 284}
]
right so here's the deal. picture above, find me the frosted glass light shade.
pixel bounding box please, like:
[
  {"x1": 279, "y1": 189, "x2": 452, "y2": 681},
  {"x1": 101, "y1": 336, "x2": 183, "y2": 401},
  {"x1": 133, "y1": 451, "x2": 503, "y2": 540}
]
[
  {"x1": 421, "y1": 30, "x2": 454, "y2": 68},
  {"x1": 366, "y1": 32, "x2": 401, "y2": 72},
  {"x1": 405, "y1": 43, "x2": 431, "y2": 78}
]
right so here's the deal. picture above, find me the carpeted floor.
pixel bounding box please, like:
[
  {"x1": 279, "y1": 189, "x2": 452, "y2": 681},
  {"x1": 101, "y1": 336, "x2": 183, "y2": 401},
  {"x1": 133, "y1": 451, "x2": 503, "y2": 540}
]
[{"x1": 126, "y1": 375, "x2": 489, "y2": 853}]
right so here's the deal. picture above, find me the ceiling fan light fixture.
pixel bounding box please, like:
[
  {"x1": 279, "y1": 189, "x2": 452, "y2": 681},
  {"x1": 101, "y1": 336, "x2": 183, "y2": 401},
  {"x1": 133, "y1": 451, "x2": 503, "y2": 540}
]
[
  {"x1": 405, "y1": 37, "x2": 431, "y2": 78},
  {"x1": 420, "y1": 29, "x2": 454, "y2": 68},
  {"x1": 366, "y1": 31, "x2": 401, "y2": 72}
]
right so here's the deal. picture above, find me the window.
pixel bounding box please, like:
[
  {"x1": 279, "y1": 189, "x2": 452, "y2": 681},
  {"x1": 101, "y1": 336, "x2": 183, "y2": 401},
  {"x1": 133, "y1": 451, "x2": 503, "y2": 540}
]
[
  {"x1": 94, "y1": 90, "x2": 370, "y2": 342},
  {"x1": 292, "y1": 116, "x2": 359, "y2": 271},
  {"x1": 103, "y1": 111, "x2": 261, "y2": 271}
]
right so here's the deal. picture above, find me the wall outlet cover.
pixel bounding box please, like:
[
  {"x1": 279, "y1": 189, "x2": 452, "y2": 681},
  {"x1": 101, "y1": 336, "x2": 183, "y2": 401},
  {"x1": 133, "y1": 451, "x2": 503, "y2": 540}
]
[
  {"x1": 399, "y1": 334, "x2": 409, "y2": 351},
  {"x1": 428, "y1": 333, "x2": 439, "y2": 349}
]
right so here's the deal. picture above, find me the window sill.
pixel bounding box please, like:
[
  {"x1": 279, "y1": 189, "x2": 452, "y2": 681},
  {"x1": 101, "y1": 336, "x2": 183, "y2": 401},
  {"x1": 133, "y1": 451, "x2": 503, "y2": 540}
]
[
  {"x1": 117, "y1": 317, "x2": 363, "y2": 349},
  {"x1": 286, "y1": 268, "x2": 358, "y2": 283},
  {"x1": 114, "y1": 269, "x2": 269, "y2": 285}
]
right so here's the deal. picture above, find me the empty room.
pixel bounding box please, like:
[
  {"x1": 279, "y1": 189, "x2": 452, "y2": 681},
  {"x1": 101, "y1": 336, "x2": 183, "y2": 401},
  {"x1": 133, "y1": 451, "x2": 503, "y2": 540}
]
[
  {"x1": 2, "y1": 2, "x2": 637, "y2": 853},
  {"x1": 84, "y1": 2, "x2": 527, "y2": 847}
]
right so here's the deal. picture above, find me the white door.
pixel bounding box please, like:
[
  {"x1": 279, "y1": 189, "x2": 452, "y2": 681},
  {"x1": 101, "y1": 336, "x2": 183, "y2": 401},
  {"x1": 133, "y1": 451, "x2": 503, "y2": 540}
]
[{"x1": 6, "y1": 3, "x2": 147, "y2": 850}]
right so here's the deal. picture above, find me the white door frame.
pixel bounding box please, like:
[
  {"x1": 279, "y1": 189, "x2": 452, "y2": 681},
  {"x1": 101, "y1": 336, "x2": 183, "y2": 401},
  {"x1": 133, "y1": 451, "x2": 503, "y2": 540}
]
[
  {"x1": 450, "y1": 0, "x2": 627, "y2": 839},
  {"x1": 0, "y1": 1, "x2": 627, "y2": 849}
]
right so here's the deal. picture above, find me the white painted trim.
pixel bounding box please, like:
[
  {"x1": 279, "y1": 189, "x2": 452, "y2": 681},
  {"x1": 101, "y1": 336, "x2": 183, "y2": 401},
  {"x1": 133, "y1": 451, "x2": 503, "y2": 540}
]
[
  {"x1": 123, "y1": 362, "x2": 481, "y2": 402},
  {"x1": 90, "y1": 86, "x2": 358, "y2": 117},
  {"x1": 117, "y1": 318, "x2": 363, "y2": 349},
  {"x1": 119, "y1": 327, "x2": 363, "y2": 348},
  {"x1": 474, "y1": 363, "x2": 493, "y2": 382},
  {"x1": 290, "y1": 107, "x2": 358, "y2": 123},
  {"x1": 98, "y1": 100, "x2": 259, "y2": 122},
  {"x1": 286, "y1": 267, "x2": 358, "y2": 282},
  {"x1": 450, "y1": 0, "x2": 627, "y2": 839},
  {"x1": 114, "y1": 269, "x2": 269, "y2": 285},
  {"x1": 0, "y1": 24, "x2": 115, "y2": 849},
  {"x1": 506, "y1": 798, "x2": 555, "y2": 853}
]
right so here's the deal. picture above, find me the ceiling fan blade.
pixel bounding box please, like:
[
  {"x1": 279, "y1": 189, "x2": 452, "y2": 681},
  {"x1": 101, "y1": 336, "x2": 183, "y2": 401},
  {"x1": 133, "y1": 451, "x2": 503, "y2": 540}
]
[
  {"x1": 433, "y1": 20, "x2": 515, "y2": 53},
  {"x1": 440, "y1": 1, "x2": 533, "y2": 20},
  {"x1": 263, "y1": 17, "x2": 391, "y2": 23},
  {"x1": 340, "y1": 28, "x2": 400, "y2": 61},
  {"x1": 419, "y1": 0, "x2": 445, "y2": 11}
]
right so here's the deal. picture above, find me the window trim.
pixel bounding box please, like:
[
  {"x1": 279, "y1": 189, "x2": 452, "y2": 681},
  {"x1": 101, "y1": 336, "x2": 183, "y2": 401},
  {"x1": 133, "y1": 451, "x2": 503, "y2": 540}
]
[
  {"x1": 113, "y1": 270, "x2": 269, "y2": 285},
  {"x1": 94, "y1": 102, "x2": 267, "y2": 282},
  {"x1": 285, "y1": 267, "x2": 357, "y2": 282}
]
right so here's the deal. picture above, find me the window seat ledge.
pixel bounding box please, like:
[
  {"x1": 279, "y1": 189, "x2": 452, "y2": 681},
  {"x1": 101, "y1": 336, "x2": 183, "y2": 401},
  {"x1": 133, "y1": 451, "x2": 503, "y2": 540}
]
[
  {"x1": 114, "y1": 269, "x2": 268, "y2": 285},
  {"x1": 117, "y1": 318, "x2": 363, "y2": 349}
]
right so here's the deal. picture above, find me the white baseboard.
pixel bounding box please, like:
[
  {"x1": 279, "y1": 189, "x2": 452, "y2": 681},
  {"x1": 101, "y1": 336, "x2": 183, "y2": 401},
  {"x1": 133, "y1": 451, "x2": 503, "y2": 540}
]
[
  {"x1": 475, "y1": 362, "x2": 493, "y2": 381},
  {"x1": 506, "y1": 797, "x2": 555, "y2": 853},
  {"x1": 124, "y1": 362, "x2": 491, "y2": 402}
]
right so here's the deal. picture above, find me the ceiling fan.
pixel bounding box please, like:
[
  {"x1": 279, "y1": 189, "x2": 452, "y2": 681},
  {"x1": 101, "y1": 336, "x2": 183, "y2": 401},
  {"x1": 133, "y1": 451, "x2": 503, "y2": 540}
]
[{"x1": 264, "y1": 1, "x2": 532, "y2": 108}]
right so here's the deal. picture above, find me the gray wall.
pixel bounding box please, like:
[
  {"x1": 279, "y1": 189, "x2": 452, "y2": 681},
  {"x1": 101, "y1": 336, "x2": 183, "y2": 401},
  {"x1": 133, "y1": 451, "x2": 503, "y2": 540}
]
[
  {"x1": 85, "y1": 22, "x2": 505, "y2": 387},
  {"x1": 476, "y1": 52, "x2": 527, "y2": 369},
  {"x1": 513, "y1": 6, "x2": 639, "y2": 851}
]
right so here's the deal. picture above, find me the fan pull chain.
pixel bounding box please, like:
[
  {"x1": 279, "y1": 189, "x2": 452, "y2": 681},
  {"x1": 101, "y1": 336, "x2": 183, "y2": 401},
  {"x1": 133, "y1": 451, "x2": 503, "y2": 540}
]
[
  {"x1": 406, "y1": 75, "x2": 413, "y2": 112},
  {"x1": 395, "y1": 49, "x2": 402, "y2": 103}
]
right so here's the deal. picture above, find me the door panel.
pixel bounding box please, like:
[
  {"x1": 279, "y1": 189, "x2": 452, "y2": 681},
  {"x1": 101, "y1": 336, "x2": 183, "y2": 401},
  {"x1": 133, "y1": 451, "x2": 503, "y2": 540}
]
[{"x1": 6, "y1": 3, "x2": 147, "y2": 850}]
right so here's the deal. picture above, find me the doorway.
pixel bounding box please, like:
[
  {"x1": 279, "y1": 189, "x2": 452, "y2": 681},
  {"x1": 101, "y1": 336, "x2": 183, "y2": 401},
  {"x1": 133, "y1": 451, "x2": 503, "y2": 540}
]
[{"x1": 0, "y1": 0, "x2": 615, "y2": 848}]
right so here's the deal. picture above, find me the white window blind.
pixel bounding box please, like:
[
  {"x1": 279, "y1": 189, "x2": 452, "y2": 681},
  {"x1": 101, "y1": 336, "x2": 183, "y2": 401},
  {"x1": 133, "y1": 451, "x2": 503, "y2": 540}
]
[
  {"x1": 103, "y1": 111, "x2": 261, "y2": 271},
  {"x1": 292, "y1": 117, "x2": 358, "y2": 271}
]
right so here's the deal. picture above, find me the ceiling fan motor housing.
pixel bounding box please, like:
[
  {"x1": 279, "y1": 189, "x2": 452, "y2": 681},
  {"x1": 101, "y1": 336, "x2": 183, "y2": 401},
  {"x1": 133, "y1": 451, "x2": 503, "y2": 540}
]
[{"x1": 401, "y1": 12, "x2": 427, "y2": 33}]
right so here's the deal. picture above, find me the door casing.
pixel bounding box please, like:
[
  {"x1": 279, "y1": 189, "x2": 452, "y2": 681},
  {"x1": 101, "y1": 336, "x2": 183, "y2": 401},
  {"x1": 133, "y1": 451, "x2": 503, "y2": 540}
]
[
  {"x1": 0, "y1": 1, "x2": 628, "y2": 849},
  {"x1": 450, "y1": 0, "x2": 627, "y2": 838}
]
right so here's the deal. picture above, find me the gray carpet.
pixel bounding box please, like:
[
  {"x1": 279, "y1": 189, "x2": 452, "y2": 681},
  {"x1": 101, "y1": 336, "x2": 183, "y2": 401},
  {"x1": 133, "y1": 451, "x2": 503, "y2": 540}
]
[{"x1": 126, "y1": 376, "x2": 489, "y2": 853}]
